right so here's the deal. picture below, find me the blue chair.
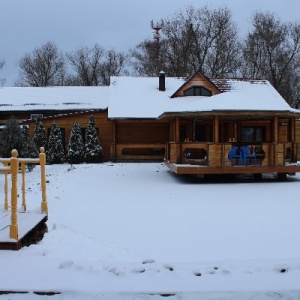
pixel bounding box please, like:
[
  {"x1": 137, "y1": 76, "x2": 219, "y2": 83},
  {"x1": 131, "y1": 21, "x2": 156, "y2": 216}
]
[
  {"x1": 228, "y1": 146, "x2": 241, "y2": 165},
  {"x1": 240, "y1": 146, "x2": 256, "y2": 165}
]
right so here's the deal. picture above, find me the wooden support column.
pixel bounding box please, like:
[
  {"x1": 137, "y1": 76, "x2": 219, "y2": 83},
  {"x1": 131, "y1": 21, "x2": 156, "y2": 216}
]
[
  {"x1": 111, "y1": 120, "x2": 117, "y2": 161},
  {"x1": 175, "y1": 117, "x2": 180, "y2": 143},
  {"x1": 234, "y1": 122, "x2": 238, "y2": 141},
  {"x1": 273, "y1": 116, "x2": 279, "y2": 143},
  {"x1": 214, "y1": 115, "x2": 219, "y2": 143},
  {"x1": 291, "y1": 118, "x2": 296, "y2": 161},
  {"x1": 175, "y1": 117, "x2": 181, "y2": 163},
  {"x1": 169, "y1": 119, "x2": 174, "y2": 141},
  {"x1": 192, "y1": 118, "x2": 196, "y2": 142},
  {"x1": 291, "y1": 118, "x2": 295, "y2": 143}
]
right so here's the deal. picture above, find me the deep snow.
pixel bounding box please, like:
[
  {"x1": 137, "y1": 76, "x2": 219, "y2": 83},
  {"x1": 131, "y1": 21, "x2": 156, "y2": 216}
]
[{"x1": 0, "y1": 162, "x2": 300, "y2": 299}]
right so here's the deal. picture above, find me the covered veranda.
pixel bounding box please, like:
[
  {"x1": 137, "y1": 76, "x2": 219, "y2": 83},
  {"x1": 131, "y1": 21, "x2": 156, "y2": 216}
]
[{"x1": 163, "y1": 111, "x2": 300, "y2": 177}]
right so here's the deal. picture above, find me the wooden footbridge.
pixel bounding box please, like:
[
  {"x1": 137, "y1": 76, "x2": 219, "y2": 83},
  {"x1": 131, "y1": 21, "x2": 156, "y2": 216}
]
[{"x1": 0, "y1": 148, "x2": 48, "y2": 250}]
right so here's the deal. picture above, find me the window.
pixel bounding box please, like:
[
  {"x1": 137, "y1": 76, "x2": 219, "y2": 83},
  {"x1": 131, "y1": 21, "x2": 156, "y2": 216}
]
[
  {"x1": 31, "y1": 114, "x2": 43, "y2": 120},
  {"x1": 195, "y1": 125, "x2": 206, "y2": 141},
  {"x1": 184, "y1": 86, "x2": 212, "y2": 96},
  {"x1": 241, "y1": 127, "x2": 264, "y2": 142}
]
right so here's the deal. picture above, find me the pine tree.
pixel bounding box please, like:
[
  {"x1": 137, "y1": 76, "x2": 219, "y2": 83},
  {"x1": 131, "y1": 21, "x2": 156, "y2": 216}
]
[
  {"x1": 21, "y1": 125, "x2": 39, "y2": 171},
  {"x1": 84, "y1": 115, "x2": 103, "y2": 163},
  {"x1": 21, "y1": 125, "x2": 39, "y2": 158},
  {"x1": 33, "y1": 119, "x2": 47, "y2": 151},
  {"x1": 67, "y1": 121, "x2": 84, "y2": 163},
  {"x1": 46, "y1": 121, "x2": 65, "y2": 164},
  {"x1": 0, "y1": 116, "x2": 24, "y2": 157}
]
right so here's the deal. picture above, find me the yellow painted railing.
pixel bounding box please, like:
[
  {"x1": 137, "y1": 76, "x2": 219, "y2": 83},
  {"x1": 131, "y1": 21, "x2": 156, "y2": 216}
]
[{"x1": 0, "y1": 148, "x2": 47, "y2": 240}]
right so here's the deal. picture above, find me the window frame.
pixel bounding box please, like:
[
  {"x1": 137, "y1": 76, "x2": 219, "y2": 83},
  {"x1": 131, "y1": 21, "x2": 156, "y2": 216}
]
[
  {"x1": 241, "y1": 126, "x2": 265, "y2": 142},
  {"x1": 183, "y1": 86, "x2": 212, "y2": 97}
]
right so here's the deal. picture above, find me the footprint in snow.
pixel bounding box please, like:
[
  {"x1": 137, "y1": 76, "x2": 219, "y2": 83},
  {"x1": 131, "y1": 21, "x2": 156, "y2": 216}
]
[
  {"x1": 59, "y1": 260, "x2": 74, "y2": 269},
  {"x1": 142, "y1": 259, "x2": 155, "y2": 264},
  {"x1": 131, "y1": 267, "x2": 145, "y2": 274}
]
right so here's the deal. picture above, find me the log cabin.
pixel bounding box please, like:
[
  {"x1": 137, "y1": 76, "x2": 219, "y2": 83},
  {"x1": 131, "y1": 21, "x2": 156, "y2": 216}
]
[{"x1": 1, "y1": 71, "x2": 300, "y2": 179}]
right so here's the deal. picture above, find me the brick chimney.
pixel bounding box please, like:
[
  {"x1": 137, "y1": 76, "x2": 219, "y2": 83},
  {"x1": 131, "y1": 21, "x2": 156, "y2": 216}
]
[{"x1": 159, "y1": 71, "x2": 165, "y2": 91}]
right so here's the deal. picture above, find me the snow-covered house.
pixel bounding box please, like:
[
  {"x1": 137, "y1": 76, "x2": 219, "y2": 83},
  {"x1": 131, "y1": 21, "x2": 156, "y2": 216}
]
[
  {"x1": 108, "y1": 71, "x2": 300, "y2": 178},
  {"x1": 2, "y1": 71, "x2": 300, "y2": 178}
]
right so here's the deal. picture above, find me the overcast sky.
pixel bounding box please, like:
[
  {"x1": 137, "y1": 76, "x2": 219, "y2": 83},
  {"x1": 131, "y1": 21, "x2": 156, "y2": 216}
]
[{"x1": 1, "y1": 0, "x2": 299, "y2": 86}]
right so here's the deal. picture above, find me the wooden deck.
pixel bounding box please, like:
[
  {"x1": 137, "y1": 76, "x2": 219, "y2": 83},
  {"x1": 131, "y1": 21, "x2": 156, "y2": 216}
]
[
  {"x1": 164, "y1": 160, "x2": 300, "y2": 176},
  {"x1": 0, "y1": 210, "x2": 47, "y2": 250}
]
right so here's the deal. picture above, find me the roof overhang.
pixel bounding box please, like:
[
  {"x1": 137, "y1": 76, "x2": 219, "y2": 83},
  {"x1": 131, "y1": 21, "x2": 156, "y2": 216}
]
[{"x1": 158, "y1": 110, "x2": 300, "y2": 120}]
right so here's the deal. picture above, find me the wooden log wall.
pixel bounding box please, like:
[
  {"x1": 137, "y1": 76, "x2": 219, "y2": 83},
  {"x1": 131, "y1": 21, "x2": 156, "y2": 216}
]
[
  {"x1": 207, "y1": 144, "x2": 222, "y2": 167},
  {"x1": 116, "y1": 121, "x2": 169, "y2": 144}
]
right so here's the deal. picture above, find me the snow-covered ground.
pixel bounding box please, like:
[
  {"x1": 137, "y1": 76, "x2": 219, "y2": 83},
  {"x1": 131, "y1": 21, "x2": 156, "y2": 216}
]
[{"x1": 0, "y1": 162, "x2": 300, "y2": 300}]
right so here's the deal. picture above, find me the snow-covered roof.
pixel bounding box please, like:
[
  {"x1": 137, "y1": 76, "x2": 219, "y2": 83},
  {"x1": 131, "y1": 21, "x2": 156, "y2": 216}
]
[
  {"x1": 0, "y1": 75, "x2": 299, "y2": 119},
  {"x1": 108, "y1": 76, "x2": 299, "y2": 119},
  {"x1": 0, "y1": 86, "x2": 109, "y2": 111}
]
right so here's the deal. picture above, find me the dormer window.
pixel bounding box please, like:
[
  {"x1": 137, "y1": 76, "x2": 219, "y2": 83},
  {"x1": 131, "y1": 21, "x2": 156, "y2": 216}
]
[{"x1": 184, "y1": 86, "x2": 212, "y2": 96}]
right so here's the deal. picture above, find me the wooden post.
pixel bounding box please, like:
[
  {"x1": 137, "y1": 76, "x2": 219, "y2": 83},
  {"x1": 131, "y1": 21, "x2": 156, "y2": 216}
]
[
  {"x1": 192, "y1": 118, "x2": 196, "y2": 142},
  {"x1": 234, "y1": 122, "x2": 238, "y2": 141},
  {"x1": 39, "y1": 147, "x2": 48, "y2": 214},
  {"x1": 21, "y1": 163, "x2": 26, "y2": 211},
  {"x1": 175, "y1": 117, "x2": 180, "y2": 143},
  {"x1": 290, "y1": 118, "x2": 295, "y2": 161},
  {"x1": 4, "y1": 162, "x2": 9, "y2": 211},
  {"x1": 291, "y1": 118, "x2": 295, "y2": 142},
  {"x1": 273, "y1": 116, "x2": 279, "y2": 143},
  {"x1": 214, "y1": 115, "x2": 219, "y2": 143},
  {"x1": 10, "y1": 149, "x2": 19, "y2": 240},
  {"x1": 174, "y1": 117, "x2": 181, "y2": 163},
  {"x1": 112, "y1": 121, "x2": 117, "y2": 161}
]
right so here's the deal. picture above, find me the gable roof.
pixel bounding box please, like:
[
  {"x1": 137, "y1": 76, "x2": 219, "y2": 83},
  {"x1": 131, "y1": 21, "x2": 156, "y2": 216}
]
[
  {"x1": 108, "y1": 75, "x2": 300, "y2": 119},
  {"x1": 170, "y1": 71, "x2": 221, "y2": 98}
]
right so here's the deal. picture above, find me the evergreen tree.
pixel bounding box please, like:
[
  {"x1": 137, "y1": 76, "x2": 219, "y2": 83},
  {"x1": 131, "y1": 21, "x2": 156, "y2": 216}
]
[
  {"x1": 33, "y1": 119, "x2": 47, "y2": 151},
  {"x1": 46, "y1": 121, "x2": 65, "y2": 164},
  {"x1": 67, "y1": 121, "x2": 84, "y2": 163},
  {"x1": 21, "y1": 125, "x2": 39, "y2": 158},
  {"x1": 84, "y1": 116, "x2": 103, "y2": 163},
  {"x1": 21, "y1": 125, "x2": 39, "y2": 171},
  {"x1": 0, "y1": 116, "x2": 24, "y2": 157}
]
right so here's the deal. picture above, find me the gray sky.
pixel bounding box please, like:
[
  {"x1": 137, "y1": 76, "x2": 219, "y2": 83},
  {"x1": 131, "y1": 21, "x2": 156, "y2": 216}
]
[{"x1": 1, "y1": 0, "x2": 299, "y2": 86}]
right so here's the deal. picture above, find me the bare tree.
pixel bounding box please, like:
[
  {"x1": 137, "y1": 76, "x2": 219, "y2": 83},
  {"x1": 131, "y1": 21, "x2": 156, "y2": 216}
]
[
  {"x1": 0, "y1": 59, "x2": 5, "y2": 86},
  {"x1": 100, "y1": 49, "x2": 127, "y2": 85},
  {"x1": 16, "y1": 42, "x2": 65, "y2": 86},
  {"x1": 241, "y1": 12, "x2": 300, "y2": 106},
  {"x1": 66, "y1": 44, "x2": 127, "y2": 86},
  {"x1": 130, "y1": 39, "x2": 168, "y2": 76},
  {"x1": 130, "y1": 5, "x2": 241, "y2": 78},
  {"x1": 66, "y1": 44, "x2": 105, "y2": 86}
]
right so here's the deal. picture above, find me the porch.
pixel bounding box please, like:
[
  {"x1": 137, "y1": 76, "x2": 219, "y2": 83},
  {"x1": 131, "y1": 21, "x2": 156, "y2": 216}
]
[{"x1": 164, "y1": 141, "x2": 300, "y2": 177}]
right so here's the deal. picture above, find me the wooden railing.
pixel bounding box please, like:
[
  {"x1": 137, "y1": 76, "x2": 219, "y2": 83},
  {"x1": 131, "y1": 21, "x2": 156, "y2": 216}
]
[
  {"x1": 0, "y1": 148, "x2": 47, "y2": 240},
  {"x1": 166, "y1": 142, "x2": 300, "y2": 167}
]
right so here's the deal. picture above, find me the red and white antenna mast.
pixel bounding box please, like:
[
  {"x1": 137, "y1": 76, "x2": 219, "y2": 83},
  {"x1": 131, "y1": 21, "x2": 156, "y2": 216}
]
[{"x1": 151, "y1": 19, "x2": 164, "y2": 43}]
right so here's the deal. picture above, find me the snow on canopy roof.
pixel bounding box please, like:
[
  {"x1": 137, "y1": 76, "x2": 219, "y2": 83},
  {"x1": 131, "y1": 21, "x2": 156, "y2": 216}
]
[
  {"x1": 0, "y1": 86, "x2": 109, "y2": 111},
  {"x1": 108, "y1": 76, "x2": 299, "y2": 119}
]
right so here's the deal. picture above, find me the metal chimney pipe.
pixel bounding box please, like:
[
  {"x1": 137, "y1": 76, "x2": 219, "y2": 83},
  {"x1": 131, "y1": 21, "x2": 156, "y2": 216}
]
[{"x1": 159, "y1": 71, "x2": 165, "y2": 91}]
